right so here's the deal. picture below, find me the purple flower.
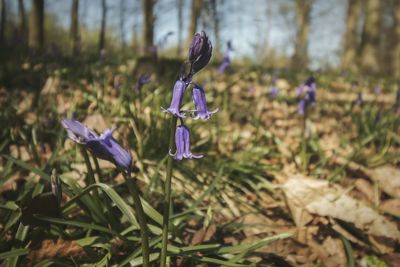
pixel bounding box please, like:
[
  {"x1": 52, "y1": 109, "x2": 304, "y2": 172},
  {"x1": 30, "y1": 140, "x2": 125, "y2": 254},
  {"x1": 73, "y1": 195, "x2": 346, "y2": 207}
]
[
  {"x1": 62, "y1": 119, "x2": 132, "y2": 170},
  {"x1": 270, "y1": 86, "x2": 279, "y2": 98},
  {"x1": 189, "y1": 31, "x2": 212, "y2": 75},
  {"x1": 169, "y1": 125, "x2": 203, "y2": 160},
  {"x1": 218, "y1": 53, "x2": 230, "y2": 74},
  {"x1": 192, "y1": 84, "x2": 218, "y2": 120},
  {"x1": 162, "y1": 80, "x2": 187, "y2": 118},
  {"x1": 298, "y1": 99, "x2": 305, "y2": 115},
  {"x1": 136, "y1": 73, "x2": 151, "y2": 91},
  {"x1": 297, "y1": 76, "x2": 317, "y2": 115},
  {"x1": 395, "y1": 87, "x2": 400, "y2": 110}
]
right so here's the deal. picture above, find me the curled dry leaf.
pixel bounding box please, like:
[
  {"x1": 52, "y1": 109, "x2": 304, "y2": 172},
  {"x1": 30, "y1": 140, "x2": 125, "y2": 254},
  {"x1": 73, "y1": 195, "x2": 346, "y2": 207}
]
[
  {"x1": 281, "y1": 177, "x2": 400, "y2": 245},
  {"x1": 28, "y1": 239, "x2": 86, "y2": 264}
]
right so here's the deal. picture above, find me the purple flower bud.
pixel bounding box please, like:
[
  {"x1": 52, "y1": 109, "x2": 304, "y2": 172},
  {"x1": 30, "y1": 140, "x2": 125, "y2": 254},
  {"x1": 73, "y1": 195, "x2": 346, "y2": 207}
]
[
  {"x1": 62, "y1": 119, "x2": 132, "y2": 170},
  {"x1": 192, "y1": 85, "x2": 218, "y2": 120},
  {"x1": 188, "y1": 32, "x2": 207, "y2": 63},
  {"x1": 188, "y1": 31, "x2": 213, "y2": 75},
  {"x1": 170, "y1": 125, "x2": 203, "y2": 160},
  {"x1": 162, "y1": 80, "x2": 187, "y2": 118},
  {"x1": 192, "y1": 39, "x2": 212, "y2": 75}
]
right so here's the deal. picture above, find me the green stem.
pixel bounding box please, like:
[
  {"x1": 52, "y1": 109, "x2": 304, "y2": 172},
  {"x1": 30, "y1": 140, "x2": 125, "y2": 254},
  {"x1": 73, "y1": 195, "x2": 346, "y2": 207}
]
[
  {"x1": 160, "y1": 116, "x2": 177, "y2": 267},
  {"x1": 301, "y1": 104, "x2": 308, "y2": 173},
  {"x1": 125, "y1": 173, "x2": 150, "y2": 267}
]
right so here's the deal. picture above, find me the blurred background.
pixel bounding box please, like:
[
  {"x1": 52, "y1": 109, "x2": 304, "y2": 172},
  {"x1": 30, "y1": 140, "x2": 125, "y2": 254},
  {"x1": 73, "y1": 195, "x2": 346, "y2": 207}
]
[{"x1": 0, "y1": 0, "x2": 399, "y2": 75}]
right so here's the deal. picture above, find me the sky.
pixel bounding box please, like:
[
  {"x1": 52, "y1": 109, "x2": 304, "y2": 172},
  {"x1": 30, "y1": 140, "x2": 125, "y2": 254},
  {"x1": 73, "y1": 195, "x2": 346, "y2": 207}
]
[{"x1": 7, "y1": 0, "x2": 348, "y2": 69}]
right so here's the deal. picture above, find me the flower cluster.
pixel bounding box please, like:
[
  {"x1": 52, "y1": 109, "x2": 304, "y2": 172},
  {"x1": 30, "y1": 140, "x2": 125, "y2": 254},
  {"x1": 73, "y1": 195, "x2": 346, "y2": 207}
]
[
  {"x1": 62, "y1": 119, "x2": 132, "y2": 171},
  {"x1": 297, "y1": 76, "x2": 317, "y2": 115},
  {"x1": 163, "y1": 31, "x2": 217, "y2": 160}
]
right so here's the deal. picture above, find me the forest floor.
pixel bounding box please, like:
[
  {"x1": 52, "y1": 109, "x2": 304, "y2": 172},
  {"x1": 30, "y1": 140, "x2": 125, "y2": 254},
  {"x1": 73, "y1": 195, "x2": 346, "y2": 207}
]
[{"x1": 0, "y1": 57, "x2": 399, "y2": 266}]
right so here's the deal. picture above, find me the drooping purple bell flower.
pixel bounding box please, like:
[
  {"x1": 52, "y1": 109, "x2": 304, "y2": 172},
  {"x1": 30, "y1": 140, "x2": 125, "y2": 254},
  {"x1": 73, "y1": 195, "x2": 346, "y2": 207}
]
[
  {"x1": 169, "y1": 125, "x2": 203, "y2": 160},
  {"x1": 189, "y1": 31, "x2": 213, "y2": 75},
  {"x1": 62, "y1": 119, "x2": 132, "y2": 170},
  {"x1": 192, "y1": 84, "x2": 218, "y2": 120},
  {"x1": 162, "y1": 79, "x2": 187, "y2": 118}
]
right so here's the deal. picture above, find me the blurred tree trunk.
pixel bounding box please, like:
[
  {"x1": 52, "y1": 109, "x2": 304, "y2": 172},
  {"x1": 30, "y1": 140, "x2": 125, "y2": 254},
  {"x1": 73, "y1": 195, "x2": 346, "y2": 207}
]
[
  {"x1": 342, "y1": 0, "x2": 361, "y2": 72},
  {"x1": 143, "y1": 0, "x2": 155, "y2": 56},
  {"x1": 292, "y1": 0, "x2": 310, "y2": 69},
  {"x1": 70, "y1": 0, "x2": 80, "y2": 55},
  {"x1": 359, "y1": 0, "x2": 381, "y2": 74},
  {"x1": 119, "y1": 0, "x2": 126, "y2": 49},
  {"x1": 187, "y1": 0, "x2": 203, "y2": 46},
  {"x1": 28, "y1": 0, "x2": 44, "y2": 51},
  {"x1": 0, "y1": 0, "x2": 6, "y2": 46},
  {"x1": 210, "y1": 0, "x2": 220, "y2": 57},
  {"x1": 394, "y1": 0, "x2": 400, "y2": 78},
  {"x1": 98, "y1": 0, "x2": 106, "y2": 52},
  {"x1": 18, "y1": 0, "x2": 27, "y2": 43},
  {"x1": 176, "y1": 0, "x2": 183, "y2": 56}
]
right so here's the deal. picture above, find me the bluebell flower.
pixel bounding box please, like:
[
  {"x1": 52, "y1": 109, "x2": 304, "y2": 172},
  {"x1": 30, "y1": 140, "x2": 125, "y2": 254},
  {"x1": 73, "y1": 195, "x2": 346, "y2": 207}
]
[
  {"x1": 297, "y1": 76, "x2": 317, "y2": 115},
  {"x1": 169, "y1": 125, "x2": 203, "y2": 160},
  {"x1": 218, "y1": 53, "x2": 230, "y2": 74},
  {"x1": 162, "y1": 79, "x2": 187, "y2": 118},
  {"x1": 192, "y1": 84, "x2": 218, "y2": 120},
  {"x1": 62, "y1": 119, "x2": 132, "y2": 170}
]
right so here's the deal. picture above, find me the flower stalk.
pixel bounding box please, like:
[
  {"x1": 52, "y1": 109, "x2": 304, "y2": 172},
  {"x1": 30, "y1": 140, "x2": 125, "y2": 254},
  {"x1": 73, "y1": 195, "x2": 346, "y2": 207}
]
[{"x1": 160, "y1": 115, "x2": 177, "y2": 267}]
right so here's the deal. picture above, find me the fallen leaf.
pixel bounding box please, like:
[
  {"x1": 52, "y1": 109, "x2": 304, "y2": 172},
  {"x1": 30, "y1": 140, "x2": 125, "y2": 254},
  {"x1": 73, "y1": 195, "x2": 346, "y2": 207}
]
[
  {"x1": 28, "y1": 239, "x2": 86, "y2": 264},
  {"x1": 282, "y1": 177, "x2": 400, "y2": 245},
  {"x1": 380, "y1": 199, "x2": 400, "y2": 217}
]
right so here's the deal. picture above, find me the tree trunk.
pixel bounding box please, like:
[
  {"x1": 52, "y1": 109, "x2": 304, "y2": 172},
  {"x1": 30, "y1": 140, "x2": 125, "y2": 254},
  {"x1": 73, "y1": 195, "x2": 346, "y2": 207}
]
[
  {"x1": 70, "y1": 0, "x2": 79, "y2": 55},
  {"x1": 176, "y1": 0, "x2": 183, "y2": 56},
  {"x1": 98, "y1": 0, "x2": 106, "y2": 52},
  {"x1": 0, "y1": 0, "x2": 6, "y2": 46},
  {"x1": 342, "y1": 0, "x2": 361, "y2": 71},
  {"x1": 28, "y1": 0, "x2": 44, "y2": 50},
  {"x1": 18, "y1": 0, "x2": 27, "y2": 43},
  {"x1": 393, "y1": 0, "x2": 400, "y2": 78},
  {"x1": 359, "y1": 0, "x2": 381, "y2": 74},
  {"x1": 187, "y1": 0, "x2": 203, "y2": 47},
  {"x1": 292, "y1": 0, "x2": 311, "y2": 69},
  {"x1": 119, "y1": 0, "x2": 126, "y2": 49},
  {"x1": 210, "y1": 0, "x2": 220, "y2": 57},
  {"x1": 143, "y1": 0, "x2": 155, "y2": 55}
]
